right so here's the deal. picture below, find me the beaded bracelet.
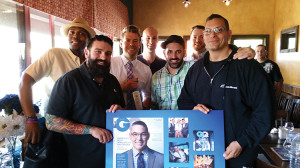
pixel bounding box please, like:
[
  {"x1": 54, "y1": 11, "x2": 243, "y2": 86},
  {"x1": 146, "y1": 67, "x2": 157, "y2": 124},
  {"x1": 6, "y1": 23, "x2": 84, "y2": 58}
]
[
  {"x1": 25, "y1": 115, "x2": 37, "y2": 120},
  {"x1": 26, "y1": 118, "x2": 38, "y2": 122},
  {"x1": 26, "y1": 120, "x2": 38, "y2": 124}
]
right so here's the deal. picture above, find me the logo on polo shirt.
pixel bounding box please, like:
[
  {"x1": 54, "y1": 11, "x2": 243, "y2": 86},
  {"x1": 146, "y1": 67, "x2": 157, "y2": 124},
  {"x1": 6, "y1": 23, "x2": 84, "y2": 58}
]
[{"x1": 220, "y1": 84, "x2": 238, "y2": 90}]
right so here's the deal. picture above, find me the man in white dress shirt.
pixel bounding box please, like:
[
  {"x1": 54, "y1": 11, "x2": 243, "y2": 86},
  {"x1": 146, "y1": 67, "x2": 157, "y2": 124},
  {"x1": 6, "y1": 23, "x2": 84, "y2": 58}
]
[
  {"x1": 184, "y1": 25, "x2": 206, "y2": 62},
  {"x1": 110, "y1": 25, "x2": 152, "y2": 109}
]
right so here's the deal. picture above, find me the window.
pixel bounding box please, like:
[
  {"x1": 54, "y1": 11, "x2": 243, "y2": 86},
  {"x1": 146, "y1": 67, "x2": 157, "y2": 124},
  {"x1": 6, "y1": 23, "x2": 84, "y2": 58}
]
[
  {"x1": 156, "y1": 36, "x2": 168, "y2": 60},
  {"x1": 231, "y1": 35, "x2": 269, "y2": 51},
  {"x1": 183, "y1": 35, "x2": 192, "y2": 57},
  {"x1": 0, "y1": 1, "x2": 25, "y2": 98},
  {"x1": 30, "y1": 8, "x2": 52, "y2": 62},
  {"x1": 113, "y1": 38, "x2": 121, "y2": 57},
  {"x1": 54, "y1": 16, "x2": 70, "y2": 48}
]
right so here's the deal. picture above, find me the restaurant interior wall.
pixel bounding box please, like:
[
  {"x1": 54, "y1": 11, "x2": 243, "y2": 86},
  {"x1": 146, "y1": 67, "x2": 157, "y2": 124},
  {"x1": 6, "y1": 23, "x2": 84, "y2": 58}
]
[
  {"x1": 133, "y1": 0, "x2": 275, "y2": 59},
  {"x1": 274, "y1": 0, "x2": 300, "y2": 86},
  {"x1": 133, "y1": 0, "x2": 300, "y2": 87}
]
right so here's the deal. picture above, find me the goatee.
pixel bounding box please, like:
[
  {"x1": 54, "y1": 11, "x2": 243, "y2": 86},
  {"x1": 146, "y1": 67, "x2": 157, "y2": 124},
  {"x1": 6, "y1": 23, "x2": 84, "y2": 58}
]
[{"x1": 168, "y1": 58, "x2": 183, "y2": 69}]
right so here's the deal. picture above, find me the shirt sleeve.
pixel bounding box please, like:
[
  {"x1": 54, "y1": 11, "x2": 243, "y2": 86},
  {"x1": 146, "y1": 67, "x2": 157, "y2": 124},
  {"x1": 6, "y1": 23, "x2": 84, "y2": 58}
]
[
  {"x1": 271, "y1": 62, "x2": 283, "y2": 82},
  {"x1": 25, "y1": 49, "x2": 54, "y2": 82},
  {"x1": 46, "y1": 74, "x2": 74, "y2": 118},
  {"x1": 143, "y1": 68, "x2": 152, "y2": 99},
  {"x1": 177, "y1": 65, "x2": 197, "y2": 110},
  {"x1": 151, "y1": 74, "x2": 159, "y2": 110},
  {"x1": 236, "y1": 60, "x2": 275, "y2": 148}
]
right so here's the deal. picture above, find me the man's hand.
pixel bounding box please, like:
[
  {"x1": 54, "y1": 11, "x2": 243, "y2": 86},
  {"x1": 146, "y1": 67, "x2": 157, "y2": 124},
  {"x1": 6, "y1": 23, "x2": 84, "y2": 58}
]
[
  {"x1": 90, "y1": 126, "x2": 113, "y2": 143},
  {"x1": 124, "y1": 78, "x2": 138, "y2": 91},
  {"x1": 233, "y1": 47, "x2": 255, "y2": 60},
  {"x1": 143, "y1": 98, "x2": 151, "y2": 110},
  {"x1": 108, "y1": 104, "x2": 124, "y2": 113},
  {"x1": 193, "y1": 104, "x2": 211, "y2": 114},
  {"x1": 25, "y1": 123, "x2": 41, "y2": 144},
  {"x1": 223, "y1": 141, "x2": 242, "y2": 160}
]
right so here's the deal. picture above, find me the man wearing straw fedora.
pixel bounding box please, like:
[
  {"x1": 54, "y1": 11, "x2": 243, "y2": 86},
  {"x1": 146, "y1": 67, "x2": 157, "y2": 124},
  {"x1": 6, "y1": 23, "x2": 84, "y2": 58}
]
[{"x1": 19, "y1": 18, "x2": 96, "y2": 144}]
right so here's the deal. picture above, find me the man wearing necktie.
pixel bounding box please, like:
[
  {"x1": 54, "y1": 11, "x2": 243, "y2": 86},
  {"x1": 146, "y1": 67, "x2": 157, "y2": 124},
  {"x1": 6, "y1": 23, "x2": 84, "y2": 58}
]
[
  {"x1": 169, "y1": 118, "x2": 175, "y2": 137},
  {"x1": 123, "y1": 121, "x2": 164, "y2": 168},
  {"x1": 110, "y1": 25, "x2": 152, "y2": 110}
]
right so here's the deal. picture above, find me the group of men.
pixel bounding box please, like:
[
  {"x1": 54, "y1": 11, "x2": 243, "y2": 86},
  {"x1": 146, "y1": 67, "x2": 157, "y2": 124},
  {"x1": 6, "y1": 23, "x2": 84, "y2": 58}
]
[
  {"x1": 19, "y1": 13, "x2": 283, "y2": 168},
  {"x1": 169, "y1": 118, "x2": 189, "y2": 138}
]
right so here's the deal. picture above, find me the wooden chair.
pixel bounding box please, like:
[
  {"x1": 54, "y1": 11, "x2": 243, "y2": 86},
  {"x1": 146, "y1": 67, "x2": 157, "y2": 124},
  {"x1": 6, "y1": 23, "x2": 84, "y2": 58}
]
[
  {"x1": 290, "y1": 99, "x2": 300, "y2": 127},
  {"x1": 276, "y1": 93, "x2": 296, "y2": 126},
  {"x1": 277, "y1": 92, "x2": 289, "y2": 110}
]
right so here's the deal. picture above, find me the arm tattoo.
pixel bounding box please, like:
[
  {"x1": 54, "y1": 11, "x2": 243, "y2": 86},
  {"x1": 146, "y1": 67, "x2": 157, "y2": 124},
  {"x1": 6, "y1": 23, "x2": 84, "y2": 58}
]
[{"x1": 46, "y1": 114, "x2": 91, "y2": 135}]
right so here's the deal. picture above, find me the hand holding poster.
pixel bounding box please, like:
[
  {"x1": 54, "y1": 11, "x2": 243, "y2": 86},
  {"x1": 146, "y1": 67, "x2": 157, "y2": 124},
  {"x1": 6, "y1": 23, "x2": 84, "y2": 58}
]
[{"x1": 106, "y1": 110, "x2": 225, "y2": 168}]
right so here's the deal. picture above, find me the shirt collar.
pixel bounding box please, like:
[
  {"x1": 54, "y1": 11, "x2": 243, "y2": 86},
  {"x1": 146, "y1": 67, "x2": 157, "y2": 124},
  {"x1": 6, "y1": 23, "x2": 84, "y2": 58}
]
[
  {"x1": 68, "y1": 49, "x2": 81, "y2": 65},
  {"x1": 164, "y1": 61, "x2": 187, "y2": 75},
  {"x1": 121, "y1": 55, "x2": 138, "y2": 66},
  {"x1": 133, "y1": 147, "x2": 149, "y2": 157}
]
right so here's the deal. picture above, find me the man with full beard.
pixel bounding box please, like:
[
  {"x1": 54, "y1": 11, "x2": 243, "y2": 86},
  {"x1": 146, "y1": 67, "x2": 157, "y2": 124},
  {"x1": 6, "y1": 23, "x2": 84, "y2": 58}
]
[
  {"x1": 151, "y1": 35, "x2": 194, "y2": 110},
  {"x1": 45, "y1": 35, "x2": 125, "y2": 168}
]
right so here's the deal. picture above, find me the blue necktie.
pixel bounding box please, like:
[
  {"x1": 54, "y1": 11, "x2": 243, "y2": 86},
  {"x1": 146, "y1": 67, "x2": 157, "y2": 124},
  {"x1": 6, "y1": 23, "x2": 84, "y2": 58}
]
[{"x1": 137, "y1": 152, "x2": 145, "y2": 168}]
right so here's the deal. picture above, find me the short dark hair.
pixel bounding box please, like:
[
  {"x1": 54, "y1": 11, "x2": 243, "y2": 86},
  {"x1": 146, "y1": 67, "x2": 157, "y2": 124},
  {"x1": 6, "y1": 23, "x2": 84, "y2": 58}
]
[
  {"x1": 257, "y1": 44, "x2": 267, "y2": 50},
  {"x1": 130, "y1": 120, "x2": 149, "y2": 133},
  {"x1": 86, "y1": 35, "x2": 113, "y2": 50},
  {"x1": 191, "y1": 25, "x2": 205, "y2": 35},
  {"x1": 121, "y1": 25, "x2": 141, "y2": 40},
  {"x1": 161, "y1": 35, "x2": 185, "y2": 49},
  {"x1": 206, "y1": 14, "x2": 229, "y2": 30}
]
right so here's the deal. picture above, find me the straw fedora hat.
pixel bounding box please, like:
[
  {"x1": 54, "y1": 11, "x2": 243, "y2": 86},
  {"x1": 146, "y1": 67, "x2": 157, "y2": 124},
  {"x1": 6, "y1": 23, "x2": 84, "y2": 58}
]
[{"x1": 60, "y1": 18, "x2": 96, "y2": 38}]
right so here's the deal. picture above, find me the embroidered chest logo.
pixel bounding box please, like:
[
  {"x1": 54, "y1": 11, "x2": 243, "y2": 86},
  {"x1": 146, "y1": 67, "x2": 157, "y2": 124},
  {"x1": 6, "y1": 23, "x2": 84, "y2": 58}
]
[{"x1": 220, "y1": 84, "x2": 238, "y2": 90}]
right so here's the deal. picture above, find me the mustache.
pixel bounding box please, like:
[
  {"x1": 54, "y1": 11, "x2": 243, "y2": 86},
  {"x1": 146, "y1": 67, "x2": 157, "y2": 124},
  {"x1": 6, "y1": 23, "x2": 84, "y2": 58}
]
[
  {"x1": 95, "y1": 59, "x2": 109, "y2": 66},
  {"x1": 169, "y1": 58, "x2": 180, "y2": 61}
]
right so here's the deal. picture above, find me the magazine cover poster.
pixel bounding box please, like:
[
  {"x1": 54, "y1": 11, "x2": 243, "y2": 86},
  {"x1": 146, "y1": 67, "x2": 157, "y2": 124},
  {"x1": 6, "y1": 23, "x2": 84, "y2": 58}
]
[
  {"x1": 106, "y1": 110, "x2": 225, "y2": 168},
  {"x1": 112, "y1": 117, "x2": 163, "y2": 168}
]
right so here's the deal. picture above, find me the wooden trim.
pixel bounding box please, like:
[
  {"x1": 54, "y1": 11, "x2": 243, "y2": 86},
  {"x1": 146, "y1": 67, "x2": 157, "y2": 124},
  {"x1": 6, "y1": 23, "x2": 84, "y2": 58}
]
[
  {"x1": 282, "y1": 83, "x2": 300, "y2": 97},
  {"x1": 49, "y1": 15, "x2": 55, "y2": 48},
  {"x1": 24, "y1": 6, "x2": 31, "y2": 67}
]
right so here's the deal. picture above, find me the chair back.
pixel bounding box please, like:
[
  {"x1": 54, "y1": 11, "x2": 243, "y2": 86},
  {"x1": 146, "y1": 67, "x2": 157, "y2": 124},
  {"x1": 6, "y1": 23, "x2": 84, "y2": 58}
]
[
  {"x1": 278, "y1": 92, "x2": 289, "y2": 110},
  {"x1": 285, "y1": 97, "x2": 296, "y2": 121},
  {"x1": 290, "y1": 99, "x2": 300, "y2": 127}
]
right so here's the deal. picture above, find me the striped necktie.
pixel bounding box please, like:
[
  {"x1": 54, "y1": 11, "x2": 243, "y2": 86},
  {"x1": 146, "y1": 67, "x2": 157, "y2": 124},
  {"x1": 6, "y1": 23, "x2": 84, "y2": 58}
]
[{"x1": 126, "y1": 61, "x2": 135, "y2": 109}]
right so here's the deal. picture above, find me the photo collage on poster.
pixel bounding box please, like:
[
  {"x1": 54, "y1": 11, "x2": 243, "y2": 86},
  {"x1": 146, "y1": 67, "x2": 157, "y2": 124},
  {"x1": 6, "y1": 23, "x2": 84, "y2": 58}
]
[
  {"x1": 168, "y1": 118, "x2": 215, "y2": 168},
  {"x1": 106, "y1": 110, "x2": 225, "y2": 168}
]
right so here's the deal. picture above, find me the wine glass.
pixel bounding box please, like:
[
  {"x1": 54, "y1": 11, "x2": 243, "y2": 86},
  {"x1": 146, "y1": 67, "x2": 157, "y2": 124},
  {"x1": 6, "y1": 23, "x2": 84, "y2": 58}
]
[
  {"x1": 283, "y1": 122, "x2": 295, "y2": 157},
  {"x1": 284, "y1": 122, "x2": 295, "y2": 133}
]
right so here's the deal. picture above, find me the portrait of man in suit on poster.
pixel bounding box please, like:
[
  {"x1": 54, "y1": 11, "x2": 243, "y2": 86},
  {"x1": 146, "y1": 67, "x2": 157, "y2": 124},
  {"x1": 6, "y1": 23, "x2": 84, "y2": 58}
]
[{"x1": 123, "y1": 120, "x2": 164, "y2": 168}]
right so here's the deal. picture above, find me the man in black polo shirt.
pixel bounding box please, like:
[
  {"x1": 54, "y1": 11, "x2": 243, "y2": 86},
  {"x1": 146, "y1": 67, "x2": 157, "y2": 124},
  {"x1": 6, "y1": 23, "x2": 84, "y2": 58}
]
[{"x1": 46, "y1": 35, "x2": 125, "y2": 168}]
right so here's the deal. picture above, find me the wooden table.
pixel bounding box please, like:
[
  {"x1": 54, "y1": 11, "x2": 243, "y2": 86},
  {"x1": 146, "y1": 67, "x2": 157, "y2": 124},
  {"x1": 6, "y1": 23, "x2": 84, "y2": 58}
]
[{"x1": 259, "y1": 129, "x2": 300, "y2": 168}]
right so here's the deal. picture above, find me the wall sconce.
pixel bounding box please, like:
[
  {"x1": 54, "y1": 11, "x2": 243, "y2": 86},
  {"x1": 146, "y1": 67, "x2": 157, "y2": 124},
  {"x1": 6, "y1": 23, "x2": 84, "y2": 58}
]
[
  {"x1": 182, "y1": 0, "x2": 191, "y2": 8},
  {"x1": 222, "y1": 0, "x2": 232, "y2": 6}
]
